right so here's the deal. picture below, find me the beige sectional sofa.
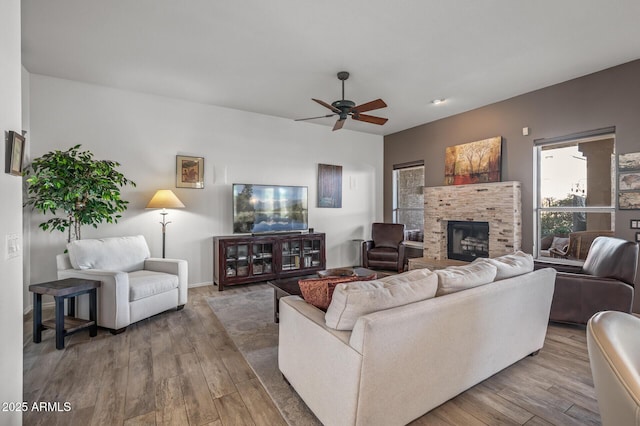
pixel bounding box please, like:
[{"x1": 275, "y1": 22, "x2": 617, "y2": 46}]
[{"x1": 278, "y1": 253, "x2": 556, "y2": 426}]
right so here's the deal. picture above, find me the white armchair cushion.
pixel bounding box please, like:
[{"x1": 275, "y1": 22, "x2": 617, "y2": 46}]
[
  {"x1": 128, "y1": 270, "x2": 179, "y2": 301},
  {"x1": 67, "y1": 235, "x2": 150, "y2": 272}
]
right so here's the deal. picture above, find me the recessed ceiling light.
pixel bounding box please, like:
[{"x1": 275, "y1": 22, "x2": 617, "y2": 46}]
[{"x1": 431, "y1": 98, "x2": 446, "y2": 105}]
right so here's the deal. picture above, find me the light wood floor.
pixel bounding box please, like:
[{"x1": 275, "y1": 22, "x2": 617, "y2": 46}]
[{"x1": 23, "y1": 285, "x2": 600, "y2": 426}]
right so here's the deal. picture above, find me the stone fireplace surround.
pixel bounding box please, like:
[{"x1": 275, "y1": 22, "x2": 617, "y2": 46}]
[{"x1": 423, "y1": 181, "x2": 522, "y2": 260}]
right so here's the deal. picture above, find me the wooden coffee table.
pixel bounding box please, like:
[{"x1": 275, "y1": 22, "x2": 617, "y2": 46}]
[{"x1": 268, "y1": 267, "x2": 376, "y2": 322}]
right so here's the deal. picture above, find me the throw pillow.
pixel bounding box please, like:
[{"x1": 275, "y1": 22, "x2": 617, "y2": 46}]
[
  {"x1": 473, "y1": 251, "x2": 534, "y2": 280},
  {"x1": 435, "y1": 262, "x2": 497, "y2": 296},
  {"x1": 324, "y1": 269, "x2": 438, "y2": 330},
  {"x1": 550, "y1": 236, "x2": 569, "y2": 252},
  {"x1": 298, "y1": 273, "x2": 376, "y2": 310}
]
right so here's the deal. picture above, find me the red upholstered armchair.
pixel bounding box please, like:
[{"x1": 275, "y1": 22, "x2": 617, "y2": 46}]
[{"x1": 362, "y1": 223, "x2": 406, "y2": 273}]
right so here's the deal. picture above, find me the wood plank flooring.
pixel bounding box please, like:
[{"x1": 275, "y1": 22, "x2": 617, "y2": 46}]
[{"x1": 23, "y1": 285, "x2": 601, "y2": 425}]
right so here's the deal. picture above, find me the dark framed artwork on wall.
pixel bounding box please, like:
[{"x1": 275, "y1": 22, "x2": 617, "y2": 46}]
[
  {"x1": 5, "y1": 131, "x2": 25, "y2": 176},
  {"x1": 176, "y1": 155, "x2": 204, "y2": 189},
  {"x1": 318, "y1": 163, "x2": 342, "y2": 208}
]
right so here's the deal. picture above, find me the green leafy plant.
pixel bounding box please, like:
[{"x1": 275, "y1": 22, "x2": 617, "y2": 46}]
[{"x1": 24, "y1": 144, "x2": 136, "y2": 242}]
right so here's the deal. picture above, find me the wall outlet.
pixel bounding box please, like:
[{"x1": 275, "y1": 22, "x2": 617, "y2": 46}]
[{"x1": 6, "y1": 233, "x2": 20, "y2": 259}]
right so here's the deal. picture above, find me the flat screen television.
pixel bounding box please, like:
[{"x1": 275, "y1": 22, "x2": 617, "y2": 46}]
[{"x1": 232, "y1": 183, "x2": 308, "y2": 234}]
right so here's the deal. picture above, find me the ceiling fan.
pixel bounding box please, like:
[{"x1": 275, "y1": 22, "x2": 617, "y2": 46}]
[{"x1": 296, "y1": 71, "x2": 388, "y2": 131}]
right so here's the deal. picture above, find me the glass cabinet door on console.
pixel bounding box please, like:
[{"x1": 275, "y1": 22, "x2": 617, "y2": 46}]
[
  {"x1": 281, "y1": 239, "x2": 302, "y2": 271},
  {"x1": 252, "y1": 242, "x2": 274, "y2": 275},
  {"x1": 224, "y1": 243, "x2": 249, "y2": 278},
  {"x1": 302, "y1": 237, "x2": 323, "y2": 268}
]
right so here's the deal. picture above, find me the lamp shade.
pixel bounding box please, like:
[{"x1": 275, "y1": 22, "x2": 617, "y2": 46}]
[{"x1": 146, "y1": 190, "x2": 185, "y2": 209}]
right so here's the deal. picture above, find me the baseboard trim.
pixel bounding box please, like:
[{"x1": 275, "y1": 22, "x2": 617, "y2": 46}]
[
  {"x1": 24, "y1": 300, "x2": 56, "y2": 316},
  {"x1": 188, "y1": 281, "x2": 213, "y2": 288}
]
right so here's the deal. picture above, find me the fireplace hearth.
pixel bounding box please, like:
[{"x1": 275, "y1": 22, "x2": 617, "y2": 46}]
[{"x1": 447, "y1": 221, "x2": 489, "y2": 261}]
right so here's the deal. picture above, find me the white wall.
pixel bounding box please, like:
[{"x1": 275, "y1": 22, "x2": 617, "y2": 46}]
[
  {"x1": 0, "y1": 0, "x2": 23, "y2": 424},
  {"x1": 27, "y1": 74, "x2": 383, "y2": 295},
  {"x1": 22, "y1": 66, "x2": 31, "y2": 314}
]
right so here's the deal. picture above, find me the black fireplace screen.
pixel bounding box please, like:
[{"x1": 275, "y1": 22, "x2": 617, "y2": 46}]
[{"x1": 447, "y1": 220, "x2": 489, "y2": 261}]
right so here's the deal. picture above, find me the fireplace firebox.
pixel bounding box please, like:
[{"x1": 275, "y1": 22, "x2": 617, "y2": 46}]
[{"x1": 447, "y1": 221, "x2": 489, "y2": 261}]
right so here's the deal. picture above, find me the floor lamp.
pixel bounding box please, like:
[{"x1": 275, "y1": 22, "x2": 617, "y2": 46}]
[{"x1": 146, "y1": 190, "x2": 185, "y2": 258}]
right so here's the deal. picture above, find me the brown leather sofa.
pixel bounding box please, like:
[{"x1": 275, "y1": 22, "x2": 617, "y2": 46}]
[
  {"x1": 549, "y1": 236, "x2": 639, "y2": 325},
  {"x1": 362, "y1": 223, "x2": 406, "y2": 273}
]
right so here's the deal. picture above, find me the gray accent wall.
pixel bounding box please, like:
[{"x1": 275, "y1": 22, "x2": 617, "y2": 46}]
[{"x1": 384, "y1": 59, "x2": 640, "y2": 252}]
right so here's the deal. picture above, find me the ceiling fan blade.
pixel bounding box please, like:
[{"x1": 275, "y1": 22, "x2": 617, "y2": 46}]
[
  {"x1": 295, "y1": 113, "x2": 337, "y2": 122},
  {"x1": 352, "y1": 98, "x2": 387, "y2": 114},
  {"x1": 313, "y1": 98, "x2": 341, "y2": 113},
  {"x1": 333, "y1": 118, "x2": 346, "y2": 131},
  {"x1": 352, "y1": 113, "x2": 388, "y2": 125}
]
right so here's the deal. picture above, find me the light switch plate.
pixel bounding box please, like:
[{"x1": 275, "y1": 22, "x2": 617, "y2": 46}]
[{"x1": 6, "y1": 233, "x2": 20, "y2": 259}]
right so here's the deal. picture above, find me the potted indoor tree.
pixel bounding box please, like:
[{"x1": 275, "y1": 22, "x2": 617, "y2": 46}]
[{"x1": 24, "y1": 144, "x2": 136, "y2": 242}]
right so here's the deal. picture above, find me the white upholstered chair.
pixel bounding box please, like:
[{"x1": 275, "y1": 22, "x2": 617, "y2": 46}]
[
  {"x1": 56, "y1": 235, "x2": 188, "y2": 333},
  {"x1": 587, "y1": 311, "x2": 640, "y2": 426}
]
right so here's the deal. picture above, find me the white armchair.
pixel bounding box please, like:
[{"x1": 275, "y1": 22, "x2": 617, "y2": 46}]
[
  {"x1": 56, "y1": 235, "x2": 188, "y2": 333},
  {"x1": 587, "y1": 311, "x2": 640, "y2": 426}
]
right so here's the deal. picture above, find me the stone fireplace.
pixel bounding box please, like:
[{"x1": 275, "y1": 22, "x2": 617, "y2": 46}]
[{"x1": 423, "y1": 181, "x2": 521, "y2": 260}]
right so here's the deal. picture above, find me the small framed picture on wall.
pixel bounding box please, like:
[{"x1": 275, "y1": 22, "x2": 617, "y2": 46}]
[
  {"x1": 636, "y1": 232, "x2": 640, "y2": 243},
  {"x1": 631, "y1": 220, "x2": 640, "y2": 229},
  {"x1": 5, "y1": 131, "x2": 25, "y2": 176},
  {"x1": 176, "y1": 155, "x2": 204, "y2": 189}
]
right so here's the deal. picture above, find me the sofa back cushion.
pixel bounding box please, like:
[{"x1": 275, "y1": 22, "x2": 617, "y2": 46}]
[
  {"x1": 67, "y1": 235, "x2": 150, "y2": 272},
  {"x1": 473, "y1": 251, "x2": 534, "y2": 281},
  {"x1": 435, "y1": 262, "x2": 497, "y2": 296},
  {"x1": 325, "y1": 269, "x2": 438, "y2": 331}
]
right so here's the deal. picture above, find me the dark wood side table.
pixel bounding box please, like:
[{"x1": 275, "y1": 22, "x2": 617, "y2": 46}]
[{"x1": 29, "y1": 278, "x2": 101, "y2": 350}]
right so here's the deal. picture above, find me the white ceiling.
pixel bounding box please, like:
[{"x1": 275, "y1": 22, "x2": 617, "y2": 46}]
[{"x1": 21, "y1": 1, "x2": 640, "y2": 136}]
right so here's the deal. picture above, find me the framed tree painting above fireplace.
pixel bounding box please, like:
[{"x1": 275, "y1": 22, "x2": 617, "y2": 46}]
[{"x1": 445, "y1": 136, "x2": 502, "y2": 185}]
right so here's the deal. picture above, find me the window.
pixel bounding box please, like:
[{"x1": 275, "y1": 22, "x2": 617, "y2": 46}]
[
  {"x1": 535, "y1": 130, "x2": 615, "y2": 260},
  {"x1": 392, "y1": 162, "x2": 424, "y2": 241}
]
